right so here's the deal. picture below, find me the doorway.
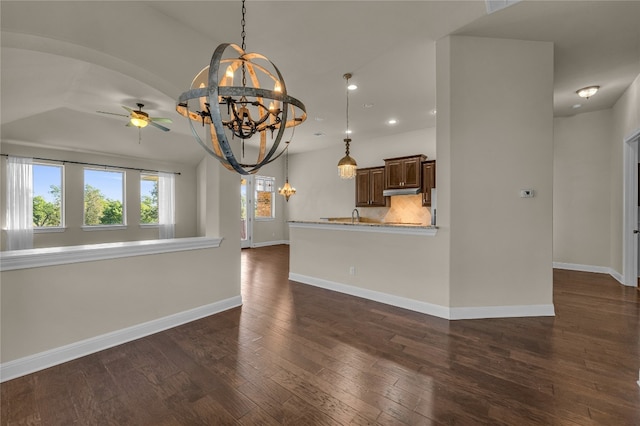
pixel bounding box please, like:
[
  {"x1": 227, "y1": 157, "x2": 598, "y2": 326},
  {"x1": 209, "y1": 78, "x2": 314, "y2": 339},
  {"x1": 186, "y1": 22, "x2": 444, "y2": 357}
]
[
  {"x1": 240, "y1": 177, "x2": 252, "y2": 248},
  {"x1": 623, "y1": 128, "x2": 640, "y2": 286}
]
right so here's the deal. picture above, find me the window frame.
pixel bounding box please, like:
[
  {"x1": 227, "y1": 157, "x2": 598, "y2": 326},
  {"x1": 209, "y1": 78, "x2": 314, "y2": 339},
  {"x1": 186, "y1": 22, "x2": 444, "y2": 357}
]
[
  {"x1": 254, "y1": 175, "x2": 276, "y2": 221},
  {"x1": 140, "y1": 172, "x2": 159, "y2": 227},
  {"x1": 32, "y1": 161, "x2": 65, "y2": 231},
  {"x1": 82, "y1": 167, "x2": 126, "y2": 229}
]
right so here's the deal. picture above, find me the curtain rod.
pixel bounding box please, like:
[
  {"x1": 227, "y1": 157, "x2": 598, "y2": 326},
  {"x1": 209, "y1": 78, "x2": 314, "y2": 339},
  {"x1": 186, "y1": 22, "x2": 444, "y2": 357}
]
[{"x1": 0, "y1": 154, "x2": 181, "y2": 176}]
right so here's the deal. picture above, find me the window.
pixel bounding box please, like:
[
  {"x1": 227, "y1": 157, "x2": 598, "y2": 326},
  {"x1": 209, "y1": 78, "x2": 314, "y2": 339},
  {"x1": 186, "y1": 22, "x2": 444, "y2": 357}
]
[
  {"x1": 84, "y1": 169, "x2": 124, "y2": 226},
  {"x1": 32, "y1": 163, "x2": 63, "y2": 228},
  {"x1": 140, "y1": 174, "x2": 158, "y2": 224},
  {"x1": 255, "y1": 176, "x2": 275, "y2": 220}
]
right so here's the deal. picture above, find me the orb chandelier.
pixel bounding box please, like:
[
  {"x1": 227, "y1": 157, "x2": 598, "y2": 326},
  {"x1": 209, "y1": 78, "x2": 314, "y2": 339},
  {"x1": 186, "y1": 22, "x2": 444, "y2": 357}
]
[
  {"x1": 278, "y1": 145, "x2": 296, "y2": 201},
  {"x1": 176, "y1": 0, "x2": 306, "y2": 175},
  {"x1": 338, "y1": 73, "x2": 357, "y2": 179}
]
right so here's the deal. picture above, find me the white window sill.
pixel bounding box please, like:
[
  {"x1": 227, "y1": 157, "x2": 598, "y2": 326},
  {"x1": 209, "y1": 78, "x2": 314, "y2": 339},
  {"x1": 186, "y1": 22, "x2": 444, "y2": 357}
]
[
  {"x1": 0, "y1": 237, "x2": 224, "y2": 271},
  {"x1": 34, "y1": 227, "x2": 66, "y2": 233},
  {"x1": 254, "y1": 218, "x2": 275, "y2": 222},
  {"x1": 82, "y1": 225, "x2": 127, "y2": 232},
  {"x1": 140, "y1": 223, "x2": 159, "y2": 229}
]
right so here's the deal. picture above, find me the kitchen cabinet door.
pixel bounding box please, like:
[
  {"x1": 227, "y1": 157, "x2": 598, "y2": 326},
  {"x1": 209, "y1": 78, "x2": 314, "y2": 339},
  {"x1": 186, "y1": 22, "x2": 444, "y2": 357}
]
[
  {"x1": 356, "y1": 167, "x2": 387, "y2": 207},
  {"x1": 422, "y1": 160, "x2": 436, "y2": 206},
  {"x1": 370, "y1": 167, "x2": 386, "y2": 206},
  {"x1": 384, "y1": 155, "x2": 426, "y2": 189}
]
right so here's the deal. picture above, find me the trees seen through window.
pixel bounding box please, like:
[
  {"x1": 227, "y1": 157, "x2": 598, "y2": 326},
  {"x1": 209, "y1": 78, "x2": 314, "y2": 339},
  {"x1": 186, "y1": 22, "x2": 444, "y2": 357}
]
[
  {"x1": 141, "y1": 174, "x2": 159, "y2": 224},
  {"x1": 84, "y1": 169, "x2": 124, "y2": 225},
  {"x1": 33, "y1": 163, "x2": 63, "y2": 227}
]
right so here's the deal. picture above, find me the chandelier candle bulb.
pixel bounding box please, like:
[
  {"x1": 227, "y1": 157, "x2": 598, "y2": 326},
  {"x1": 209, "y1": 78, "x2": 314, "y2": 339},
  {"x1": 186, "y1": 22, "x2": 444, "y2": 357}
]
[{"x1": 225, "y1": 66, "x2": 234, "y2": 85}]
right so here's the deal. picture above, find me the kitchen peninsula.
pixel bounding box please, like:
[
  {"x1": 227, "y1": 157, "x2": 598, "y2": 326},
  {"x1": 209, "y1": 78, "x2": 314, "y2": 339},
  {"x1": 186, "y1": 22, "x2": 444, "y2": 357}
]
[
  {"x1": 289, "y1": 219, "x2": 437, "y2": 236},
  {"x1": 288, "y1": 218, "x2": 451, "y2": 320}
]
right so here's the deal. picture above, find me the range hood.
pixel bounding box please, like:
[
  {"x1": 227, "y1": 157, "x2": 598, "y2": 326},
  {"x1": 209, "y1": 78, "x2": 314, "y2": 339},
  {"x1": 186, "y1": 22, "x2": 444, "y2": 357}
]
[{"x1": 383, "y1": 187, "x2": 421, "y2": 196}]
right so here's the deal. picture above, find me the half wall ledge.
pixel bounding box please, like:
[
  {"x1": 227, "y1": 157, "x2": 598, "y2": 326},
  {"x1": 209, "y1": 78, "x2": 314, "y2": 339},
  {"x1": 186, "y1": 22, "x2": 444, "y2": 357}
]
[{"x1": 0, "y1": 237, "x2": 224, "y2": 271}]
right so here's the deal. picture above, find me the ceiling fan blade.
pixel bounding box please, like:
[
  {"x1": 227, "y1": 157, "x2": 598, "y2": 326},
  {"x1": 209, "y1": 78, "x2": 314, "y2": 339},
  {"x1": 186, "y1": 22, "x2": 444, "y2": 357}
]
[
  {"x1": 121, "y1": 105, "x2": 133, "y2": 114},
  {"x1": 149, "y1": 121, "x2": 170, "y2": 132},
  {"x1": 97, "y1": 111, "x2": 128, "y2": 118},
  {"x1": 150, "y1": 117, "x2": 173, "y2": 123}
]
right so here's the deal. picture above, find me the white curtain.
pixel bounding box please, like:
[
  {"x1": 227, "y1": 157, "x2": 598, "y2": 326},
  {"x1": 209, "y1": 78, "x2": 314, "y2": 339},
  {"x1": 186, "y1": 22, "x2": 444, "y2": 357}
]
[
  {"x1": 158, "y1": 172, "x2": 175, "y2": 239},
  {"x1": 6, "y1": 156, "x2": 33, "y2": 250}
]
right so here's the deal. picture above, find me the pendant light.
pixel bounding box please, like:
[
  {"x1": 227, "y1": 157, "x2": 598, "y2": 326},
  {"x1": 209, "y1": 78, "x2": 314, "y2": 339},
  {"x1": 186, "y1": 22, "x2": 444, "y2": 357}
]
[
  {"x1": 176, "y1": 0, "x2": 307, "y2": 175},
  {"x1": 337, "y1": 73, "x2": 357, "y2": 179},
  {"x1": 278, "y1": 146, "x2": 296, "y2": 201}
]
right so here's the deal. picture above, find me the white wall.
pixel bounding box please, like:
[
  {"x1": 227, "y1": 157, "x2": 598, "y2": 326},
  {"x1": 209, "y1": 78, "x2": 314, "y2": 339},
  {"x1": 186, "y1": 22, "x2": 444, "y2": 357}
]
[
  {"x1": 440, "y1": 36, "x2": 554, "y2": 308},
  {"x1": 0, "y1": 142, "x2": 198, "y2": 249},
  {"x1": 610, "y1": 73, "x2": 640, "y2": 273},
  {"x1": 290, "y1": 226, "x2": 450, "y2": 308},
  {"x1": 287, "y1": 127, "x2": 436, "y2": 222},
  {"x1": 553, "y1": 110, "x2": 612, "y2": 267}
]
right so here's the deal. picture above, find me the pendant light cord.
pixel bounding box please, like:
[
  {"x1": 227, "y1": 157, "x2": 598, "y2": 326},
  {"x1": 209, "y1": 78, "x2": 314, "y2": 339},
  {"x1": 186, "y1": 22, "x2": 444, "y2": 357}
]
[
  {"x1": 344, "y1": 73, "x2": 352, "y2": 156},
  {"x1": 345, "y1": 75, "x2": 350, "y2": 138}
]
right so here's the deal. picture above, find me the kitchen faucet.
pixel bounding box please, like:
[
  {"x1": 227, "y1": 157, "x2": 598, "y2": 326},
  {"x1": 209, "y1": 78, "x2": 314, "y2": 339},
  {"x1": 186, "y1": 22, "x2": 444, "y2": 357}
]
[{"x1": 351, "y1": 208, "x2": 360, "y2": 224}]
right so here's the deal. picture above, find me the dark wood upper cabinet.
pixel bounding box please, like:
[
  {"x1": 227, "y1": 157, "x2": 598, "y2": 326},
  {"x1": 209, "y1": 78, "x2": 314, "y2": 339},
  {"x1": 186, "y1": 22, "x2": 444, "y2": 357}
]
[
  {"x1": 356, "y1": 166, "x2": 387, "y2": 207},
  {"x1": 422, "y1": 160, "x2": 436, "y2": 206},
  {"x1": 384, "y1": 155, "x2": 426, "y2": 189}
]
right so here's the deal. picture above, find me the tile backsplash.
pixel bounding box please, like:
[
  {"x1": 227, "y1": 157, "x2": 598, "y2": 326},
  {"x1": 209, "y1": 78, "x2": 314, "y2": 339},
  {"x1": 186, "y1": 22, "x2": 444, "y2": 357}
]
[{"x1": 363, "y1": 195, "x2": 431, "y2": 225}]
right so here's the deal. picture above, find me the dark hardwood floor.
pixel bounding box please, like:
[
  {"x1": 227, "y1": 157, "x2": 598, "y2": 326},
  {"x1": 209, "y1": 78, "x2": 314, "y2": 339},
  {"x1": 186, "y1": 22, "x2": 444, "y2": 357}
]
[{"x1": 2, "y1": 245, "x2": 639, "y2": 425}]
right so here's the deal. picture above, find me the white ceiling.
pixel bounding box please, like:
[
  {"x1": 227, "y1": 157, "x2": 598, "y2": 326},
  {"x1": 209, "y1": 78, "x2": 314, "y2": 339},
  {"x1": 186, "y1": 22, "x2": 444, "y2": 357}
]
[{"x1": 1, "y1": 1, "x2": 639, "y2": 165}]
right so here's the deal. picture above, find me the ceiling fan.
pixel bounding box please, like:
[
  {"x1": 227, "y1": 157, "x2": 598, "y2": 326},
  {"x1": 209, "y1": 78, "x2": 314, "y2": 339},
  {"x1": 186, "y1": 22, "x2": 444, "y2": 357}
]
[{"x1": 97, "y1": 103, "x2": 172, "y2": 132}]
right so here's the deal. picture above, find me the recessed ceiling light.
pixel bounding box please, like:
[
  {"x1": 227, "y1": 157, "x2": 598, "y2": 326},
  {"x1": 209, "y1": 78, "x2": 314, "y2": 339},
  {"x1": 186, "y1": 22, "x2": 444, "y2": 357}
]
[
  {"x1": 363, "y1": 103, "x2": 375, "y2": 109},
  {"x1": 347, "y1": 84, "x2": 358, "y2": 91},
  {"x1": 572, "y1": 104, "x2": 582, "y2": 109},
  {"x1": 576, "y1": 85, "x2": 599, "y2": 99},
  {"x1": 345, "y1": 129, "x2": 352, "y2": 134},
  {"x1": 388, "y1": 119, "x2": 398, "y2": 125},
  {"x1": 314, "y1": 117, "x2": 324, "y2": 122},
  {"x1": 430, "y1": 109, "x2": 437, "y2": 115}
]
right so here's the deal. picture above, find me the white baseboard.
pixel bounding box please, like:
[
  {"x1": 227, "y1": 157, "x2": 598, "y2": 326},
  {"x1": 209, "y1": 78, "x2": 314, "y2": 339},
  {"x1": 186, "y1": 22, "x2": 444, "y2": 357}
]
[
  {"x1": 449, "y1": 304, "x2": 555, "y2": 320},
  {"x1": 0, "y1": 295, "x2": 242, "y2": 383},
  {"x1": 610, "y1": 270, "x2": 625, "y2": 285},
  {"x1": 289, "y1": 273, "x2": 451, "y2": 319},
  {"x1": 251, "y1": 240, "x2": 289, "y2": 248},
  {"x1": 289, "y1": 273, "x2": 554, "y2": 321},
  {"x1": 552, "y1": 262, "x2": 611, "y2": 274},
  {"x1": 553, "y1": 262, "x2": 627, "y2": 285}
]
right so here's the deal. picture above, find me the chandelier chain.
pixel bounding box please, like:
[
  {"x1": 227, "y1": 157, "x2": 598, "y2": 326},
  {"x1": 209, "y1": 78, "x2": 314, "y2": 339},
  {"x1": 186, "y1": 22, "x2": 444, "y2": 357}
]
[
  {"x1": 241, "y1": 0, "x2": 247, "y2": 87},
  {"x1": 241, "y1": 0, "x2": 246, "y2": 52}
]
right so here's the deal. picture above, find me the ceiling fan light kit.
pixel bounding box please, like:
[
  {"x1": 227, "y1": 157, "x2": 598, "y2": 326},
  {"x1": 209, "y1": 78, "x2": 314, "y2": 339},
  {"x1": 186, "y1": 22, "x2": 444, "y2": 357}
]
[
  {"x1": 129, "y1": 111, "x2": 149, "y2": 128},
  {"x1": 97, "y1": 103, "x2": 172, "y2": 133},
  {"x1": 176, "y1": 0, "x2": 306, "y2": 175}
]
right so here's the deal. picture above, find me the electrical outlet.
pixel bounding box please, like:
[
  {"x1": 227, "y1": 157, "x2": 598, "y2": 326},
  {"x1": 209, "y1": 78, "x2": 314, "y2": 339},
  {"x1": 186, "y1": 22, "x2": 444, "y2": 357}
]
[
  {"x1": 520, "y1": 189, "x2": 534, "y2": 198},
  {"x1": 349, "y1": 266, "x2": 356, "y2": 275}
]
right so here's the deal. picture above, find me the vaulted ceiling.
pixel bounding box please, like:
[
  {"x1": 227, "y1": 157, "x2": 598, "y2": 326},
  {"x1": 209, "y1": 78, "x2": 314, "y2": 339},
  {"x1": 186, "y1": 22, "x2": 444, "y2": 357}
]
[{"x1": 2, "y1": 1, "x2": 639, "y2": 165}]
